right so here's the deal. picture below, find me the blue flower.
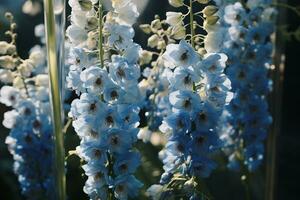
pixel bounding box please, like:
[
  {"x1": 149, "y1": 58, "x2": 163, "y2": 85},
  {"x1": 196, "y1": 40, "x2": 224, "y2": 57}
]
[{"x1": 164, "y1": 40, "x2": 199, "y2": 68}]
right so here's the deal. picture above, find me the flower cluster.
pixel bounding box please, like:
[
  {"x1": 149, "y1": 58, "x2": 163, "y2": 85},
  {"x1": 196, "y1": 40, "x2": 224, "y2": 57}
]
[
  {"x1": 146, "y1": 1, "x2": 233, "y2": 199},
  {"x1": 0, "y1": 14, "x2": 54, "y2": 199},
  {"x1": 66, "y1": 0, "x2": 143, "y2": 199},
  {"x1": 207, "y1": 0, "x2": 276, "y2": 172}
]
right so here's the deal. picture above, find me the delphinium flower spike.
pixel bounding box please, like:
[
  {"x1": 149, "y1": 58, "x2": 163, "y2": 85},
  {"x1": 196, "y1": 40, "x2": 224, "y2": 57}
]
[
  {"x1": 0, "y1": 13, "x2": 55, "y2": 199},
  {"x1": 208, "y1": 0, "x2": 276, "y2": 173},
  {"x1": 66, "y1": 0, "x2": 143, "y2": 199},
  {"x1": 146, "y1": 1, "x2": 233, "y2": 199}
]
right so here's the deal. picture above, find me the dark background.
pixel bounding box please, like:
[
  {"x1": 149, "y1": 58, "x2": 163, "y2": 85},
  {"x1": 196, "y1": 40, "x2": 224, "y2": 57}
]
[{"x1": 0, "y1": 0, "x2": 299, "y2": 199}]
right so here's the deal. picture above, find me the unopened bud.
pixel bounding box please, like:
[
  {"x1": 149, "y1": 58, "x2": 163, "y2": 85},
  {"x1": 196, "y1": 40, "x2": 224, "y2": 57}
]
[
  {"x1": 166, "y1": 12, "x2": 183, "y2": 26},
  {"x1": 196, "y1": 0, "x2": 210, "y2": 4},
  {"x1": 148, "y1": 34, "x2": 160, "y2": 48},
  {"x1": 157, "y1": 40, "x2": 166, "y2": 50},
  {"x1": 203, "y1": 5, "x2": 218, "y2": 17},
  {"x1": 140, "y1": 24, "x2": 152, "y2": 34},
  {"x1": 171, "y1": 25, "x2": 186, "y2": 40},
  {"x1": 168, "y1": 0, "x2": 184, "y2": 7},
  {"x1": 206, "y1": 15, "x2": 219, "y2": 25},
  {"x1": 151, "y1": 19, "x2": 162, "y2": 31},
  {"x1": 78, "y1": 0, "x2": 92, "y2": 11}
]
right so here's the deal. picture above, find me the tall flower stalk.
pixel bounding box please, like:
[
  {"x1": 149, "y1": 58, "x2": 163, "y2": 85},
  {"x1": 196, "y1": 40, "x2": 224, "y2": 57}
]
[
  {"x1": 66, "y1": 0, "x2": 143, "y2": 199},
  {"x1": 0, "y1": 13, "x2": 55, "y2": 199},
  {"x1": 145, "y1": 0, "x2": 233, "y2": 199},
  {"x1": 43, "y1": 0, "x2": 66, "y2": 199}
]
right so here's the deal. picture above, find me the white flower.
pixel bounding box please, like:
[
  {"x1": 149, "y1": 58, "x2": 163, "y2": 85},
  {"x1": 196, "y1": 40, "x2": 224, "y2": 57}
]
[
  {"x1": 66, "y1": 25, "x2": 88, "y2": 46},
  {"x1": 105, "y1": 24, "x2": 134, "y2": 49},
  {"x1": 112, "y1": 0, "x2": 139, "y2": 25},
  {"x1": 0, "y1": 86, "x2": 20, "y2": 106},
  {"x1": 0, "y1": 69, "x2": 14, "y2": 83},
  {"x1": 3, "y1": 110, "x2": 18, "y2": 129},
  {"x1": 224, "y1": 2, "x2": 246, "y2": 25},
  {"x1": 163, "y1": 40, "x2": 199, "y2": 68},
  {"x1": 29, "y1": 49, "x2": 45, "y2": 67},
  {"x1": 69, "y1": 0, "x2": 93, "y2": 11},
  {"x1": 80, "y1": 66, "x2": 109, "y2": 93},
  {"x1": 34, "y1": 24, "x2": 45, "y2": 38},
  {"x1": 166, "y1": 12, "x2": 183, "y2": 26}
]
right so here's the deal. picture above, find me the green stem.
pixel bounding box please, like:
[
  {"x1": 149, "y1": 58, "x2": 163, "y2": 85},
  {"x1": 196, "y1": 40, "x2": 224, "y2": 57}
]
[
  {"x1": 43, "y1": 0, "x2": 66, "y2": 199},
  {"x1": 98, "y1": 0, "x2": 104, "y2": 67},
  {"x1": 189, "y1": 0, "x2": 195, "y2": 48}
]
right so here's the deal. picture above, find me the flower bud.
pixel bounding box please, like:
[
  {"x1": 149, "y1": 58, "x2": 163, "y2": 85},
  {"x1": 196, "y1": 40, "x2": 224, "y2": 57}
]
[
  {"x1": 196, "y1": 0, "x2": 210, "y2": 4},
  {"x1": 166, "y1": 12, "x2": 183, "y2": 26},
  {"x1": 0, "y1": 56, "x2": 15, "y2": 69},
  {"x1": 0, "y1": 69, "x2": 14, "y2": 83},
  {"x1": 197, "y1": 47, "x2": 207, "y2": 56},
  {"x1": 0, "y1": 41, "x2": 10, "y2": 54},
  {"x1": 35, "y1": 74, "x2": 49, "y2": 87},
  {"x1": 86, "y1": 16, "x2": 98, "y2": 30},
  {"x1": 18, "y1": 60, "x2": 34, "y2": 77},
  {"x1": 148, "y1": 34, "x2": 160, "y2": 48},
  {"x1": 5, "y1": 12, "x2": 13, "y2": 21},
  {"x1": 183, "y1": 177, "x2": 197, "y2": 192},
  {"x1": 203, "y1": 5, "x2": 218, "y2": 17},
  {"x1": 139, "y1": 24, "x2": 152, "y2": 34},
  {"x1": 151, "y1": 19, "x2": 162, "y2": 31},
  {"x1": 168, "y1": 0, "x2": 184, "y2": 7},
  {"x1": 206, "y1": 15, "x2": 219, "y2": 25},
  {"x1": 140, "y1": 50, "x2": 153, "y2": 65},
  {"x1": 157, "y1": 40, "x2": 166, "y2": 50},
  {"x1": 171, "y1": 25, "x2": 186, "y2": 40},
  {"x1": 13, "y1": 76, "x2": 24, "y2": 89},
  {"x1": 78, "y1": 0, "x2": 92, "y2": 11},
  {"x1": 10, "y1": 23, "x2": 17, "y2": 30}
]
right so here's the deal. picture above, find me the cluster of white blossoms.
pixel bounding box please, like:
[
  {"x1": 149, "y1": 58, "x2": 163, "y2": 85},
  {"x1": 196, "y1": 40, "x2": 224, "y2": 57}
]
[
  {"x1": 0, "y1": 13, "x2": 55, "y2": 199},
  {"x1": 66, "y1": 0, "x2": 143, "y2": 199}
]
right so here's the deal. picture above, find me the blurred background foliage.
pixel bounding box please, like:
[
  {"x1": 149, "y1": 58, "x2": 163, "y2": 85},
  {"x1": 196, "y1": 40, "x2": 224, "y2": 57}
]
[{"x1": 0, "y1": 0, "x2": 299, "y2": 199}]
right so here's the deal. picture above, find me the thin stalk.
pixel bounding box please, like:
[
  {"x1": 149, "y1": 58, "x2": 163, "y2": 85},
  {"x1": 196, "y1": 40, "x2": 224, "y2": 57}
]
[
  {"x1": 189, "y1": 0, "x2": 195, "y2": 48},
  {"x1": 43, "y1": 0, "x2": 66, "y2": 199},
  {"x1": 265, "y1": 0, "x2": 286, "y2": 199},
  {"x1": 98, "y1": 0, "x2": 104, "y2": 67}
]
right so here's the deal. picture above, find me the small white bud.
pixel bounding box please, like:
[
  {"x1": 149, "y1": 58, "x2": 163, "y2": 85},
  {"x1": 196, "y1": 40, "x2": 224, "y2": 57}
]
[
  {"x1": 171, "y1": 25, "x2": 186, "y2": 40},
  {"x1": 157, "y1": 40, "x2": 166, "y2": 50},
  {"x1": 203, "y1": 5, "x2": 218, "y2": 17},
  {"x1": 0, "y1": 69, "x2": 14, "y2": 83},
  {"x1": 0, "y1": 56, "x2": 15, "y2": 69},
  {"x1": 168, "y1": 0, "x2": 184, "y2": 7},
  {"x1": 166, "y1": 12, "x2": 183, "y2": 26},
  {"x1": 151, "y1": 19, "x2": 162, "y2": 31},
  {"x1": 139, "y1": 24, "x2": 152, "y2": 34},
  {"x1": 148, "y1": 34, "x2": 160, "y2": 48},
  {"x1": 196, "y1": 0, "x2": 210, "y2": 4},
  {"x1": 140, "y1": 50, "x2": 153, "y2": 65},
  {"x1": 205, "y1": 15, "x2": 219, "y2": 25}
]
